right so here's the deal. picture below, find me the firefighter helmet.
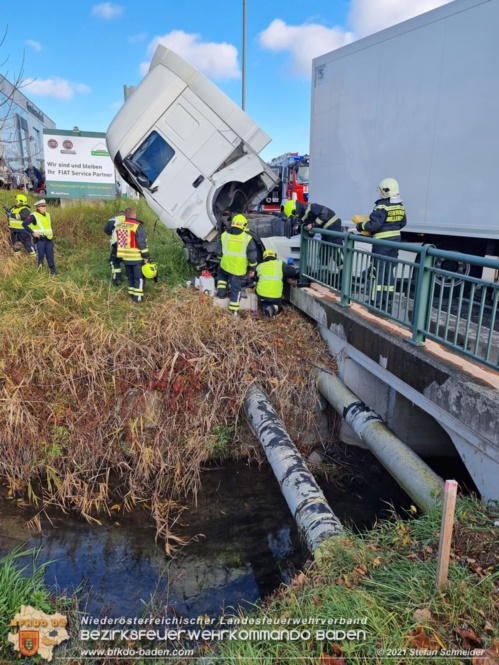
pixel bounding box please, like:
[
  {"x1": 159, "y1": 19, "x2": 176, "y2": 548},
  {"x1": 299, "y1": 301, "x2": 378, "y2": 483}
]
[
  {"x1": 142, "y1": 262, "x2": 158, "y2": 279},
  {"x1": 378, "y1": 178, "x2": 399, "y2": 198},
  {"x1": 231, "y1": 214, "x2": 248, "y2": 230},
  {"x1": 263, "y1": 249, "x2": 277, "y2": 260},
  {"x1": 15, "y1": 194, "x2": 28, "y2": 205},
  {"x1": 283, "y1": 200, "x2": 297, "y2": 218}
]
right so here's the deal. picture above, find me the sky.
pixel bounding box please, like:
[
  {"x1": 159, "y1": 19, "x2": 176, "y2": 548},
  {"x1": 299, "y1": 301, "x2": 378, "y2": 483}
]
[{"x1": 1, "y1": 0, "x2": 451, "y2": 161}]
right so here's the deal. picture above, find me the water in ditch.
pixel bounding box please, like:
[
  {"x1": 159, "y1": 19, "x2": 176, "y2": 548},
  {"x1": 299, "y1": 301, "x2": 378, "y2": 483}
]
[{"x1": 0, "y1": 458, "x2": 411, "y2": 619}]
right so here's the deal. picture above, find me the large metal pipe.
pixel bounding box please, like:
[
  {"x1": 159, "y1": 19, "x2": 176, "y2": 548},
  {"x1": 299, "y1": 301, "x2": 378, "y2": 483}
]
[
  {"x1": 318, "y1": 369, "x2": 444, "y2": 512},
  {"x1": 243, "y1": 383, "x2": 342, "y2": 555}
]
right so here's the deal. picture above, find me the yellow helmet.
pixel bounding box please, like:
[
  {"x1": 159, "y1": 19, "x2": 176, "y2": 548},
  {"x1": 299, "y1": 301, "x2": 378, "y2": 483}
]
[
  {"x1": 283, "y1": 200, "x2": 297, "y2": 218},
  {"x1": 231, "y1": 214, "x2": 248, "y2": 230},
  {"x1": 15, "y1": 194, "x2": 28, "y2": 205},
  {"x1": 142, "y1": 262, "x2": 158, "y2": 279},
  {"x1": 263, "y1": 249, "x2": 277, "y2": 260},
  {"x1": 378, "y1": 178, "x2": 399, "y2": 198}
]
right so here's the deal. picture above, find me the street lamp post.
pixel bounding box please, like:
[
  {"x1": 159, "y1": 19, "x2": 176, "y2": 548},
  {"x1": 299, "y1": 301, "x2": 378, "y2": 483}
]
[{"x1": 242, "y1": 0, "x2": 246, "y2": 111}]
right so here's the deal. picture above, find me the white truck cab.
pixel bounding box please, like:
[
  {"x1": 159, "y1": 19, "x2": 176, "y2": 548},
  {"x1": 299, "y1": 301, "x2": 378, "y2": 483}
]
[{"x1": 107, "y1": 46, "x2": 297, "y2": 270}]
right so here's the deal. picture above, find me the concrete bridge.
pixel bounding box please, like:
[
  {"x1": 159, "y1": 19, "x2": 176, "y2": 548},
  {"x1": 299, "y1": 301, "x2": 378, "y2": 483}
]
[{"x1": 290, "y1": 283, "x2": 499, "y2": 501}]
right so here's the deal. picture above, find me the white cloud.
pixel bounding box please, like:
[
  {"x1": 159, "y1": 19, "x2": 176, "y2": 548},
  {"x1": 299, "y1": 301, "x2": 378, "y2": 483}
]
[
  {"x1": 349, "y1": 0, "x2": 453, "y2": 36},
  {"x1": 128, "y1": 32, "x2": 147, "y2": 44},
  {"x1": 258, "y1": 0, "x2": 452, "y2": 78},
  {"x1": 259, "y1": 19, "x2": 354, "y2": 76},
  {"x1": 26, "y1": 40, "x2": 43, "y2": 52},
  {"x1": 22, "y1": 78, "x2": 91, "y2": 101},
  {"x1": 91, "y1": 3, "x2": 124, "y2": 19},
  {"x1": 140, "y1": 31, "x2": 240, "y2": 80}
]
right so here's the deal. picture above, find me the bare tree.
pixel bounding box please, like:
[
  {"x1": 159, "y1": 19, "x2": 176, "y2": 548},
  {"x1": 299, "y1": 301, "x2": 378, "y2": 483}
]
[{"x1": 0, "y1": 25, "x2": 29, "y2": 187}]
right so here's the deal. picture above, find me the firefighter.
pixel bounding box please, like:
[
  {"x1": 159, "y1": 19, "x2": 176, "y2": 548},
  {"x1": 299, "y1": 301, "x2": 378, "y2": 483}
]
[
  {"x1": 216, "y1": 214, "x2": 258, "y2": 317},
  {"x1": 283, "y1": 200, "x2": 342, "y2": 241},
  {"x1": 256, "y1": 250, "x2": 297, "y2": 318},
  {"x1": 23, "y1": 200, "x2": 56, "y2": 274},
  {"x1": 115, "y1": 206, "x2": 151, "y2": 302},
  {"x1": 104, "y1": 210, "x2": 126, "y2": 285},
  {"x1": 5, "y1": 194, "x2": 36, "y2": 256},
  {"x1": 283, "y1": 199, "x2": 343, "y2": 275},
  {"x1": 355, "y1": 178, "x2": 407, "y2": 308}
]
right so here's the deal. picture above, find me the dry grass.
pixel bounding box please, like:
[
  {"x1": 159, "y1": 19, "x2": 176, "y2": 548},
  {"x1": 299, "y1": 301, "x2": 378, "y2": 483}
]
[{"x1": 0, "y1": 241, "x2": 334, "y2": 549}]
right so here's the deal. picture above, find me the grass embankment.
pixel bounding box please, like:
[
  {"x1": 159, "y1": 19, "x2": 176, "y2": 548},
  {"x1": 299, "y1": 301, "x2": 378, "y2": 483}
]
[
  {"x1": 215, "y1": 496, "x2": 499, "y2": 665},
  {"x1": 0, "y1": 193, "x2": 334, "y2": 548}
]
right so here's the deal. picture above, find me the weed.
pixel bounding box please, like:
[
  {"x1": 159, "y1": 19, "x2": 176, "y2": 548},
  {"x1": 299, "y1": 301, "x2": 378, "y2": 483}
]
[
  {"x1": 0, "y1": 193, "x2": 332, "y2": 551},
  {"x1": 206, "y1": 425, "x2": 234, "y2": 459}
]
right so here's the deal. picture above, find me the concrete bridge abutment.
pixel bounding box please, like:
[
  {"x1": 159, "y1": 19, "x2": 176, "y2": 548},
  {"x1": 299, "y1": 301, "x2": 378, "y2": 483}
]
[{"x1": 290, "y1": 284, "x2": 499, "y2": 501}]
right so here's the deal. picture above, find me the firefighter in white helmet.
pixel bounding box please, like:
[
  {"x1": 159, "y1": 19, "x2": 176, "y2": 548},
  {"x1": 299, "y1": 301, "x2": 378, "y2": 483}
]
[
  {"x1": 355, "y1": 178, "x2": 407, "y2": 309},
  {"x1": 23, "y1": 200, "x2": 56, "y2": 274}
]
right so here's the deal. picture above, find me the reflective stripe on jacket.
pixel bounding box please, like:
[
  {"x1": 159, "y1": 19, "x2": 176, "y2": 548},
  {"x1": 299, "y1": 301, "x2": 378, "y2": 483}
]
[
  {"x1": 256, "y1": 259, "x2": 284, "y2": 299},
  {"x1": 220, "y1": 230, "x2": 251, "y2": 276},
  {"x1": 111, "y1": 214, "x2": 125, "y2": 245},
  {"x1": 115, "y1": 220, "x2": 142, "y2": 260},
  {"x1": 360, "y1": 198, "x2": 407, "y2": 240},
  {"x1": 9, "y1": 205, "x2": 29, "y2": 230},
  {"x1": 31, "y1": 211, "x2": 53, "y2": 239}
]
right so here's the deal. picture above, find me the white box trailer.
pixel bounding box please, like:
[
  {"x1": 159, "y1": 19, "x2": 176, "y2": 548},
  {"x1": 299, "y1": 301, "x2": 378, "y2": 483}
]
[
  {"x1": 310, "y1": 0, "x2": 499, "y2": 281},
  {"x1": 107, "y1": 46, "x2": 302, "y2": 270}
]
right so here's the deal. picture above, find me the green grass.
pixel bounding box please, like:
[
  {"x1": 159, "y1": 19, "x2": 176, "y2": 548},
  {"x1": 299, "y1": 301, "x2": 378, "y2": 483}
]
[
  {"x1": 0, "y1": 194, "x2": 195, "y2": 329},
  {"x1": 213, "y1": 496, "x2": 499, "y2": 665},
  {"x1": 0, "y1": 548, "x2": 74, "y2": 661}
]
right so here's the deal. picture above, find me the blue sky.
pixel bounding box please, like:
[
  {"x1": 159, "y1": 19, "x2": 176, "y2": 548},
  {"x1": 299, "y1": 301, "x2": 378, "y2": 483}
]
[{"x1": 2, "y1": 0, "x2": 450, "y2": 160}]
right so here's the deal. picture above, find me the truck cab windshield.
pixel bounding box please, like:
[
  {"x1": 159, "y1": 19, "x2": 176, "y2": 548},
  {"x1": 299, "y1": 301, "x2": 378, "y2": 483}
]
[
  {"x1": 296, "y1": 165, "x2": 309, "y2": 185},
  {"x1": 128, "y1": 131, "x2": 175, "y2": 187}
]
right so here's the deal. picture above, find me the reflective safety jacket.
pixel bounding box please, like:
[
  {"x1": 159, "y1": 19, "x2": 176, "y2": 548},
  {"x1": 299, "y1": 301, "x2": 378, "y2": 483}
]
[
  {"x1": 104, "y1": 214, "x2": 126, "y2": 246},
  {"x1": 256, "y1": 259, "x2": 284, "y2": 299},
  {"x1": 219, "y1": 229, "x2": 256, "y2": 276},
  {"x1": 8, "y1": 204, "x2": 31, "y2": 230},
  {"x1": 25, "y1": 211, "x2": 53, "y2": 239},
  {"x1": 359, "y1": 197, "x2": 407, "y2": 240},
  {"x1": 296, "y1": 201, "x2": 343, "y2": 246},
  {"x1": 115, "y1": 218, "x2": 150, "y2": 262}
]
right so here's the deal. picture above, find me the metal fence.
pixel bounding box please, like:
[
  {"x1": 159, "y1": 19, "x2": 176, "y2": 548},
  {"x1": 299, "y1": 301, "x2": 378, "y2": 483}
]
[{"x1": 299, "y1": 227, "x2": 499, "y2": 370}]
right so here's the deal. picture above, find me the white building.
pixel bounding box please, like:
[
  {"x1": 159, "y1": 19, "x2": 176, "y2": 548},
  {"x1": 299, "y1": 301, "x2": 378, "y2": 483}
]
[{"x1": 0, "y1": 75, "x2": 56, "y2": 177}]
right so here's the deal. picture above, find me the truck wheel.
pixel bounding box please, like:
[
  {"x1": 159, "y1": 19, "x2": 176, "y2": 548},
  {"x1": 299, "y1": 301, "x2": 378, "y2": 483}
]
[{"x1": 432, "y1": 241, "x2": 482, "y2": 298}]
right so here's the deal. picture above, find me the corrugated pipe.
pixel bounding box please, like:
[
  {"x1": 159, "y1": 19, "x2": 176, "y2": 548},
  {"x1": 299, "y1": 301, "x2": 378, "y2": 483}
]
[
  {"x1": 318, "y1": 369, "x2": 444, "y2": 512},
  {"x1": 244, "y1": 383, "x2": 342, "y2": 555}
]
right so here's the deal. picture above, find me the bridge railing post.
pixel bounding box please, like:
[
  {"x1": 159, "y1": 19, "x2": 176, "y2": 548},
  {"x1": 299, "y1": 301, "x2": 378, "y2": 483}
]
[
  {"x1": 410, "y1": 244, "x2": 434, "y2": 346},
  {"x1": 299, "y1": 224, "x2": 309, "y2": 280},
  {"x1": 339, "y1": 231, "x2": 355, "y2": 307}
]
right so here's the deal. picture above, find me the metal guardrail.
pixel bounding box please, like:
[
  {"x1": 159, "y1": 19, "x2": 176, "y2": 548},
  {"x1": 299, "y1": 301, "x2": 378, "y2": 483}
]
[{"x1": 299, "y1": 227, "x2": 499, "y2": 370}]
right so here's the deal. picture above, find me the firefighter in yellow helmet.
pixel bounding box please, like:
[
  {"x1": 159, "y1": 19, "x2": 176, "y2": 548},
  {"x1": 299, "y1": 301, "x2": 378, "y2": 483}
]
[
  {"x1": 256, "y1": 249, "x2": 298, "y2": 318},
  {"x1": 215, "y1": 214, "x2": 258, "y2": 316},
  {"x1": 283, "y1": 199, "x2": 343, "y2": 276},
  {"x1": 5, "y1": 193, "x2": 36, "y2": 256},
  {"x1": 355, "y1": 178, "x2": 407, "y2": 309}
]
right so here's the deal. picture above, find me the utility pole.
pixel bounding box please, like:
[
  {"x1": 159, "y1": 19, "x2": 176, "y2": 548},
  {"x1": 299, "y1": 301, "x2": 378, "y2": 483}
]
[{"x1": 242, "y1": 0, "x2": 247, "y2": 111}]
